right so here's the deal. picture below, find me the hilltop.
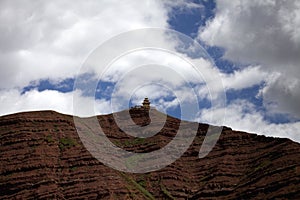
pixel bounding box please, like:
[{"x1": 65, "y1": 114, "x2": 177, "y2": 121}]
[{"x1": 0, "y1": 109, "x2": 299, "y2": 199}]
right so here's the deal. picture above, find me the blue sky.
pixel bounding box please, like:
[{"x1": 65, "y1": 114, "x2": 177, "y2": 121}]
[{"x1": 0, "y1": 0, "x2": 299, "y2": 142}]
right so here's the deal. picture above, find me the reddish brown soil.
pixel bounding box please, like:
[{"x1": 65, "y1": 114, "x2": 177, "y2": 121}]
[{"x1": 0, "y1": 109, "x2": 299, "y2": 199}]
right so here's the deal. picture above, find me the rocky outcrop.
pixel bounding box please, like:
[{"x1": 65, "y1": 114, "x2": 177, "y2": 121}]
[{"x1": 0, "y1": 110, "x2": 299, "y2": 199}]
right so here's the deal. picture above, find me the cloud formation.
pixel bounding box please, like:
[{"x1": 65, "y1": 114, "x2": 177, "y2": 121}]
[
  {"x1": 0, "y1": 89, "x2": 111, "y2": 116},
  {"x1": 1, "y1": 1, "x2": 224, "y2": 119},
  {"x1": 198, "y1": 99, "x2": 300, "y2": 143},
  {"x1": 199, "y1": 0, "x2": 300, "y2": 118},
  {"x1": 0, "y1": 0, "x2": 169, "y2": 89},
  {"x1": 0, "y1": 0, "x2": 299, "y2": 143}
]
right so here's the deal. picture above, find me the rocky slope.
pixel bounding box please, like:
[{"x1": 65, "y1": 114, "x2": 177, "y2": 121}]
[{"x1": 0, "y1": 109, "x2": 300, "y2": 199}]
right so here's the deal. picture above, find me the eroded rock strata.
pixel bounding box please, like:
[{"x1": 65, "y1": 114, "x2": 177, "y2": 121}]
[{"x1": 1, "y1": 110, "x2": 299, "y2": 199}]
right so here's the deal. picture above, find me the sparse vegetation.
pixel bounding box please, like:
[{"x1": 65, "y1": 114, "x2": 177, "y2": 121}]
[
  {"x1": 59, "y1": 137, "x2": 77, "y2": 150},
  {"x1": 160, "y1": 183, "x2": 175, "y2": 200},
  {"x1": 70, "y1": 166, "x2": 77, "y2": 171},
  {"x1": 120, "y1": 172, "x2": 155, "y2": 200},
  {"x1": 123, "y1": 138, "x2": 146, "y2": 147},
  {"x1": 53, "y1": 124, "x2": 60, "y2": 132},
  {"x1": 45, "y1": 134, "x2": 54, "y2": 143},
  {"x1": 254, "y1": 160, "x2": 271, "y2": 172},
  {"x1": 137, "y1": 179, "x2": 147, "y2": 188}
]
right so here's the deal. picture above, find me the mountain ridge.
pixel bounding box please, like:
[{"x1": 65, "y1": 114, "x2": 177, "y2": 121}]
[{"x1": 1, "y1": 110, "x2": 299, "y2": 199}]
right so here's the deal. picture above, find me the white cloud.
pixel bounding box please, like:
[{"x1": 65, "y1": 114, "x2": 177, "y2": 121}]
[
  {"x1": 193, "y1": 65, "x2": 267, "y2": 104},
  {"x1": 260, "y1": 72, "x2": 300, "y2": 118},
  {"x1": 0, "y1": 89, "x2": 111, "y2": 117},
  {"x1": 0, "y1": 1, "x2": 226, "y2": 122},
  {"x1": 1, "y1": 1, "x2": 192, "y2": 117},
  {"x1": 0, "y1": 0, "x2": 169, "y2": 89},
  {"x1": 197, "y1": 99, "x2": 300, "y2": 143},
  {"x1": 1, "y1": 0, "x2": 298, "y2": 144},
  {"x1": 199, "y1": 0, "x2": 300, "y2": 118},
  {"x1": 74, "y1": 29, "x2": 226, "y2": 119},
  {"x1": 101, "y1": 49, "x2": 210, "y2": 85},
  {"x1": 222, "y1": 66, "x2": 267, "y2": 90}
]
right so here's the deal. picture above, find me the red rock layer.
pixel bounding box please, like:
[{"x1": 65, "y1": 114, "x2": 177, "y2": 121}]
[{"x1": 0, "y1": 110, "x2": 299, "y2": 199}]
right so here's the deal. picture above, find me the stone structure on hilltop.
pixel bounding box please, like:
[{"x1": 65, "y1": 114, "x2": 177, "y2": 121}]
[
  {"x1": 130, "y1": 97, "x2": 151, "y2": 112},
  {"x1": 142, "y1": 97, "x2": 150, "y2": 110},
  {"x1": 129, "y1": 97, "x2": 151, "y2": 126}
]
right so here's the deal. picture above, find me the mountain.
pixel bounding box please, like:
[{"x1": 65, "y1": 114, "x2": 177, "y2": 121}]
[{"x1": 0, "y1": 109, "x2": 299, "y2": 199}]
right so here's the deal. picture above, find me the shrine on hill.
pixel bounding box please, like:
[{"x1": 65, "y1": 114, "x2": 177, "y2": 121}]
[{"x1": 142, "y1": 97, "x2": 150, "y2": 110}]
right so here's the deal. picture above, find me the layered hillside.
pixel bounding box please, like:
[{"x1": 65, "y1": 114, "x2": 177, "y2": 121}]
[{"x1": 0, "y1": 109, "x2": 300, "y2": 199}]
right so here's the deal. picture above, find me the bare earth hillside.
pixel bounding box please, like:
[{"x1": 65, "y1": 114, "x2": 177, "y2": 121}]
[{"x1": 1, "y1": 109, "x2": 299, "y2": 199}]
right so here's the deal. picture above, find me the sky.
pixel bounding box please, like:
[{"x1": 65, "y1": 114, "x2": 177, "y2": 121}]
[{"x1": 0, "y1": 0, "x2": 300, "y2": 143}]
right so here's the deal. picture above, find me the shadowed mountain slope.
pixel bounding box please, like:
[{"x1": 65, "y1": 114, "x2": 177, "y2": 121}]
[{"x1": 0, "y1": 109, "x2": 299, "y2": 199}]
